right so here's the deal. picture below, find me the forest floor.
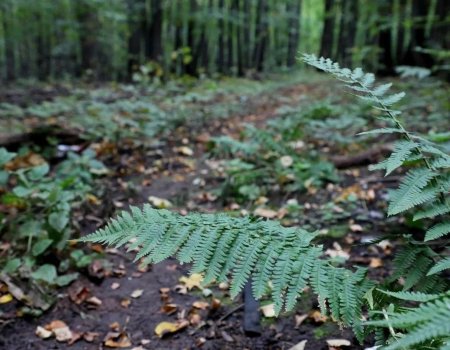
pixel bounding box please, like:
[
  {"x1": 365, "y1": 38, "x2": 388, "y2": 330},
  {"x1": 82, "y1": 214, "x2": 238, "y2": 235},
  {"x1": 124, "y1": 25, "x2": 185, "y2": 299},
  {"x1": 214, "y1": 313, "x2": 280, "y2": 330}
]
[{"x1": 0, "y1": 72, "x2": 448, "y2": 350}]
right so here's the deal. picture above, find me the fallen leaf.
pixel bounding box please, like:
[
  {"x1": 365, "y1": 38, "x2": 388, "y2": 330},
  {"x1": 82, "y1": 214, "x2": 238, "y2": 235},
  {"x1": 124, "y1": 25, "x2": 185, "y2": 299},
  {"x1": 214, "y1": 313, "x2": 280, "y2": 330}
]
[
  {"x1": 309, "y1": 310, "x2": 328, "y2": 323},
  {"x1": 111, "y1": 282, "x2": 120, "y2": 290},
  {"x1": 221, "y1": 330, "x2": 234, "y2": 343},
  {"x1": 188, "y1": 312, "x2": 202, "y2": 326},
  {"x1": 193, "y1": 301, "x2": 209, "y2": 310},
  {"x1": 349, "y1": 224, "x2": 363, "y2": 232},
  {"x1": 179, "y1": 273, "x2": 203, "y2": 290},
  {"x1": 154, "y1": 320, "x2": 189, "y2": 338},
  {"x1": 121, "y1": 298, "x2": 131, "y2": 308},
  {"x1": 148, "y1": 196, "x2": 172, "y2": 209},
  {"x1": 326, "y1": 338, "x2": 351, "y2": 348},
  {"x1": 254, "y1": 207, "x2": 278, "y2": 219},
  {"x1": 369, "y1": 257, "x2": 383, "y2": 268},
  {"x1": 69, "y1": 284, "x2": 90, "y2": 305},
  {"x1": 131, "y1": 289, "x2": 144, "y2": 299},
  {"x1": 260, "y1": 303, "x2": 276, "y2": 318},
  {"x1": 289, "y1": 340, "x2": 307, "y2": 350},
  {"x1": 280, "y1": 155, "x2": 294, "y2": 168},
  {"x1": 35, "y1": 326, "x2": 52, "y2": 339},
  {"x1": 45, "y1": 320, "x2": 68, "y2": 331},
  {"x1": 86, "y1": 296, "x2": 102, "y2": 307},
  {"x1": 54, "y1": 326, "x2": 73, "y2": 342},
  {"x1": 295, "y1": 314, "x2": 308, "y2": 328},
  {"x1": 176, "y1": 146, "x2": 194, "y2": 156},
  {"x1": 104, "y1": 332, "x2": 132, "y2": 348},
  {"x1": 0, "y1": 293, "x2": 13, "y2": 304},
  {"x1": 160, "y1": 303, "x2": 178, "y2": 315},
  {"x1": 211, "y1": 298, "x2": 221, "y2": 311},
  {"x1": 83, "y1": 332, "x2": 100, "y2": 342}
]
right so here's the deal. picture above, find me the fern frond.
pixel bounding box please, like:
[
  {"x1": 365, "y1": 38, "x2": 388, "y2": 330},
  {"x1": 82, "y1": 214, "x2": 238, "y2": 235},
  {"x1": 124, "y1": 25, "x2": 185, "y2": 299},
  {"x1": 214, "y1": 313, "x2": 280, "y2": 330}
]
[
  {"x1": 370, "y1": 140, "x2": 418, "y2": 175},
  {"x1": 425, "y1": 221, "x2": 450, "y2": 241},
  {"x1": 413, "y1": 203, "x2": 450, "y2": 221},
  {"x1": 365, "y1": 296, "x2": 450, "y2": 350},
  {"x1": 427, "y1": 257, "x2": 450, "y2": 276},
  {"x1": 379, "y1": 290, "x2": 445, "y2": 302},
  {"x1": 387, "y1": 168, "x2": 438, "y2": 216},
  {"x1": 80, "y1": 205, "x2": 370, "y2": 321}
]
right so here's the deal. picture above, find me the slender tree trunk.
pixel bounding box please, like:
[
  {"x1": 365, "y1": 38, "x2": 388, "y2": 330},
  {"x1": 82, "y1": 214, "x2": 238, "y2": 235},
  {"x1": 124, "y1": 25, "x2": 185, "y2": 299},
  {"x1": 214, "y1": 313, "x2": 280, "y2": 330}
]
[
  {"x1": 337, "y1": 0, "x2": 357, "y2": 66},
  {"x1": 127, "y1": 0, "x2": 145, "y2": 79},
  {"x1": 320, "y1": 0, "x2": 335, "y2": 59},
  {"x1": 2, "y1": 2, "x2": 15, "y2": 80},
  {"x1": 217, "y1": 0, "x2": 225, "y2": 73},
  {"x1": 75, "y1": 0, "x2": 98, "y2": 78},
  {"x1": 253, "y1": 0, "x2": 269, "y2": 71},
  {"x1": 146, "y1": 0, "x2": 163, "y2": 62},
  {"x1": 287, "y1": 0, "x2": 301, "y2": 66}
]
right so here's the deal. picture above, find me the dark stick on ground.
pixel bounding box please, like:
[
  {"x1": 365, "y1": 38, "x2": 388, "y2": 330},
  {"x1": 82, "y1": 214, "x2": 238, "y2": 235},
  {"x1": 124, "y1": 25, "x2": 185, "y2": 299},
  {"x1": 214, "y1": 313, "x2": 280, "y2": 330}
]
[{"x1": 243, "y1": 280, "x2": 261, "y2": 336}]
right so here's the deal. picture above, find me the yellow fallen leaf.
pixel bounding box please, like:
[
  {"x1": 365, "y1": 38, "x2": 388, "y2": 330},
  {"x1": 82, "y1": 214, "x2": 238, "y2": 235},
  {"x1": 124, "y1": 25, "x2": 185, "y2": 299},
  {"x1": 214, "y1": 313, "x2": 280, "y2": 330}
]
[
  {"x1": 0, "y1": 293, "x2": 13, "y2": 304},
  {"x1": 179, "y1": 273, "x2": 203, "y2": 290},
  {"x1": 154, "y1": 321, "x2": 188, "y2": 338},
  {"x1": 369, "y1": 257, "x2": 383, "y2": 268},
  {"x1": 148, "y1": 196, "x2": 172, "y2": 209},
  {"x1": 176, "y1": 146, "x2": 194, "y2": 156}
]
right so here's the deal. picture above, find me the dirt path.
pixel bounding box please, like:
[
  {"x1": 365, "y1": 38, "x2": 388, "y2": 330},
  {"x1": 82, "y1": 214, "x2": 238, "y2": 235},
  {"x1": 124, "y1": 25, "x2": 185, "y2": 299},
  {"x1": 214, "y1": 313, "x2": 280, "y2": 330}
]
[{"x1": 0, "y1": 81, "x2": 368, "y2": 350}]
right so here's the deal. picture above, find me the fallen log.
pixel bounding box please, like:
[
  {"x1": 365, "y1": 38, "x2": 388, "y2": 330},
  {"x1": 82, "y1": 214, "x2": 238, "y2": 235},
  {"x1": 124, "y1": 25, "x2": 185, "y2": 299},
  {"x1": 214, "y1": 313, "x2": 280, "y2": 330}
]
[{"x1": 330, "y1": 144, "x2": 393, "y2": 169}]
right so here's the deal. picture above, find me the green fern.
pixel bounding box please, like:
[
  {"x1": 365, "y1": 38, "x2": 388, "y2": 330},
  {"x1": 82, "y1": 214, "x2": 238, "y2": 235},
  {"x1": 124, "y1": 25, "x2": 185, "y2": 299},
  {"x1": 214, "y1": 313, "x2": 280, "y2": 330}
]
[
  {"x1": 366, "y1": 292, "x2": 450, "y2": 350},
  {"x1": 80, "y1": 204, "x2": 372, "y2": 334},
  {"x1": 302, "y1": 54, "x2": 450, "y2": 349}
]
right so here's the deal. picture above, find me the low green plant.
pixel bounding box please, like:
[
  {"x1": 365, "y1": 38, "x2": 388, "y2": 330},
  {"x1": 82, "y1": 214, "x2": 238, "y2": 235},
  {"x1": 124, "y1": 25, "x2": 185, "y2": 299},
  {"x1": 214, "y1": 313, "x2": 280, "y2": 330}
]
[
  {"x1": 210, "y1": 124, "x2": 337, "y2": 202},
  {"x1": 0, "y1": 148, "x2": 105, "y2": 293},
  {"x1": 81, "y1": 55, "x2": 449, "y2": 348}
]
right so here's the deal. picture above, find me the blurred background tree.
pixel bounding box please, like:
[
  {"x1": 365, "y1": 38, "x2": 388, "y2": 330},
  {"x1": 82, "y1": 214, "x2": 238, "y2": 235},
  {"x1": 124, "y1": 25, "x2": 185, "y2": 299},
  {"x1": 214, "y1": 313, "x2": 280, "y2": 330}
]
[{"x1": 0, "y1": 0, "x2": 448, "y2": 81}]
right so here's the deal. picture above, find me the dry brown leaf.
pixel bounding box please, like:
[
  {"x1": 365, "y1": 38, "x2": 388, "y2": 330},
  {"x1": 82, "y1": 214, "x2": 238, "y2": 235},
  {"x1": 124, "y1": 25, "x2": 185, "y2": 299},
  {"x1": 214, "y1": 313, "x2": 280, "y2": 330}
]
[
  {"x1": 5, "y1": 152, "x2": 45, "y2": 171},
  {"x1": 192, "y1": 301, "x2": 209, "y2": 310},
  {"x1": 111, "y1": 282, "x2": 120, "y2": 290},
  {"x1": 160, "y1": 303, "x2": 178, "y2": 315},
  {"x1": 35, "y1": 326, "x2": 52, "y2": 339},
  {"x1": 253, "y1": 207, "x2": 278, "y2": 219},
  {"x1": 309, "y1": 310, "x2": 328, "y2": 323},
  {"x1": 154, "y1": 320, "x2": 189, "y2": 338},
  {"x1": 120, "y1": 298, "x2": 131, "y2": 308},
  {"x1": 369, "y1": 257, "x2": 383, "y2": 268},
  {"x1": 83, "y1": 332, "x2": 100, "y2": 343},
  {"x1": 68, "y1": 284, "x2": 90, "y2": 305},
  {"x1": 179, "y1": 273, "x2": 203, "y2": 290},
  {"x1": 104, "y1": 332, "x2": 132, "y2": 348},
  {"x1": 54, "y1": 326, "x2": 73, "y2": 342},
  {"x1": 211, "y1": 298, "x2": 221, "y2": 311}
]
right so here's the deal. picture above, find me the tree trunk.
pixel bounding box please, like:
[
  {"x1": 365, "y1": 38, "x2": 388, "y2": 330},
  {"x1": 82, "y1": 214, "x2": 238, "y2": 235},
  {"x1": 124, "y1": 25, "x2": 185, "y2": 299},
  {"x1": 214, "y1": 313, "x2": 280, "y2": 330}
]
[
  {"x1": 146, "y1": 0, "x2": 163, "y2": 62},
  {"x1": 337, "y1": 0, "x2": 357, "y2": 66},
  {"x1": 127, "y1": 0, "x2": 146, "y2": 79},
  {"x1": 217, "y1": 0, "x2": 226, "y2": 73},
  {"x1": 253, "y1": 0, "x2": 269, "y2": 71},
  {"x1": 320, "y1": 0, "x2": 335, "y2": 59},
  {"x1": 287, "y1": 0, "x2": 301, "y2": 67}
]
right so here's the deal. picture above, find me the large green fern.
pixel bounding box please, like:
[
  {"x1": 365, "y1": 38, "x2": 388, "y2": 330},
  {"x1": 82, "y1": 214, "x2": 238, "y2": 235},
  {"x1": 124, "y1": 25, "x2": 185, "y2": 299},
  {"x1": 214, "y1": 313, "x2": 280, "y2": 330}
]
[
  {"x1": 302, "y1": 54, "x2": 449, "y2": 349},
  {"x1": 79, "y1": 204, "x2": 373, "y2": 338}
]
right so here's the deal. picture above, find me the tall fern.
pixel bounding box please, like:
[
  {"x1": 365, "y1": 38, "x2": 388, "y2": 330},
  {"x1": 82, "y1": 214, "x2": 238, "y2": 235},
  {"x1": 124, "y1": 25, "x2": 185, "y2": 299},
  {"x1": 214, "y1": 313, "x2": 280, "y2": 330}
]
[{"x1": 302, "y1": 54, "x2": 449, "y2": 349}]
